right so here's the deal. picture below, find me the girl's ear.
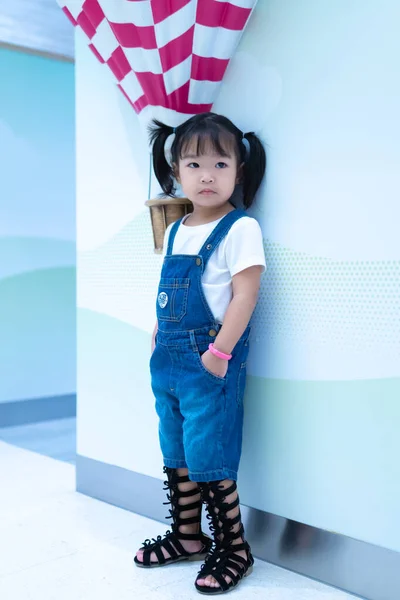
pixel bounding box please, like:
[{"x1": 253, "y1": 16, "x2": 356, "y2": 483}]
[
  {"x1": 172, "y1": 162, "x2": 180, "y2": 183},
  {"x1": 236, "y1": 162, "x2": 245, "y2": 184}
]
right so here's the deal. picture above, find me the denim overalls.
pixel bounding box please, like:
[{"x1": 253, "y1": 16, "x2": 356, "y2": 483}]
[{"x1": 150, "y1": 209, "x2": 250, "y2": 482}]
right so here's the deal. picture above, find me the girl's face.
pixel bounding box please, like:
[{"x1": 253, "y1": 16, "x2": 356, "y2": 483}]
[{"x1": 175, "y1": 138, "x2": 241, "y2": 210}]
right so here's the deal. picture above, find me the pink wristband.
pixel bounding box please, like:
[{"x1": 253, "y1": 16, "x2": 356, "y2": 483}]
[{"x1": 208, "y1": 343, "x2": 232, "y2": 361}]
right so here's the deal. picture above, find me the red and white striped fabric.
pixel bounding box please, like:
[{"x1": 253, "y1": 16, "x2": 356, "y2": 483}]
[{"x1": 58, "y1": 0, "x2": 257, "y2": 125}]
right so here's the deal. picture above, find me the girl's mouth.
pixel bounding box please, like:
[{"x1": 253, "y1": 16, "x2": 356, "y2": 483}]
[{"x1": 199, "y1": 189, "x2": 216, "y2": 195}]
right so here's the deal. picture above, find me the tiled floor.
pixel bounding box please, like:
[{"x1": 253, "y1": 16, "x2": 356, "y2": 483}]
[{"x1": 0, "y1": 422, "x2": 358, "y2": 600}]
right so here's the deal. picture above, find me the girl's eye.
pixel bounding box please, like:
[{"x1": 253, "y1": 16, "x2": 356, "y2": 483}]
[
  {"x1": 216, "y1": 162, "x2": 227, "y2": 169},
  {"x1": 188, "y1": 162, "x2": 199, "y2": 168}
]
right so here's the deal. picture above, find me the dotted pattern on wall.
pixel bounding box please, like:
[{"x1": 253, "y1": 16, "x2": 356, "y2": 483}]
[
  {"x1": 251, "y1": 240, "x2": 400, "y2": 352},
  {"x1": 78, "y1": 210, "x2": 161, "y2": 328},
  {"x1": 79, "y1": 217, "x2": 400, "y2": 354}
]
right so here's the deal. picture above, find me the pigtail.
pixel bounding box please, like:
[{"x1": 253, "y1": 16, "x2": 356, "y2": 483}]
[
  {"x1": 148, "y1": 119, "x2": 176, "y2": 196},
  {"x1": 242, "y1": 132, "x2": 267, "y2": 209}
]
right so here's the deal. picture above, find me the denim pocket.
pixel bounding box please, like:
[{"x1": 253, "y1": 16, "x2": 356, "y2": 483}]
[
  {"x1": 195, "y1": 350, "x2": 226, "y2": 383},
  {"x1": 157, "y1": 278, "x2": 189, "y2": 322}
]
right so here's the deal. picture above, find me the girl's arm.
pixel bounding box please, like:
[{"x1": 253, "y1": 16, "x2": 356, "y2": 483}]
[
  {"x1": 151, "y1": 320, "x2": 158, "y2": 353},
  {"x1": 201, "y1": 266, "x2": 262, "y2": 378}
]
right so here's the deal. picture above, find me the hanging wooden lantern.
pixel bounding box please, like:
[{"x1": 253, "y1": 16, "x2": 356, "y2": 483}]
[{"x1": 145, "y1": 197, "x2": 193, "y2": 254}]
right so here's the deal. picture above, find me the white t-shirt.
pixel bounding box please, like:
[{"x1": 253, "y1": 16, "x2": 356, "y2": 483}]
[{"x1": 162, "y1": 214, "x2": 266, "y2": 324}]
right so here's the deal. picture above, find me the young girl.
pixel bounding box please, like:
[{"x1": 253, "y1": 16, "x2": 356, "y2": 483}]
[{"x1": 134, "y1": 112, "x2": 266, "y2": 595}]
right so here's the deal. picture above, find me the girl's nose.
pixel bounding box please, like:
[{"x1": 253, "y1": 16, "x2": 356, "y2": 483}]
[{"x1": 200, "y1": 172, "x2": 214, "y2": 183}]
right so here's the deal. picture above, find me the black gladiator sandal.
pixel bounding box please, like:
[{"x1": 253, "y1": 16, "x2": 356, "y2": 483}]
[
  {"x1": 195, "y1": 481, "x2": 254, "y2": 594},
  {"x1": 134, "y1": 467, "x2": 213, "y2": 568}
]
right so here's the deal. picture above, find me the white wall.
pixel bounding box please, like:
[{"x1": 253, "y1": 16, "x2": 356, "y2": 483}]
[{"x1": 76, "y1": 0, "x2": 400, "y2": 553}]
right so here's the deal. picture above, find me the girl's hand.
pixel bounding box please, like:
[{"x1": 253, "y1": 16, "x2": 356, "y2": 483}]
[
  {"x1": 201, "y1": 350, "x2": 228, "y2": 379},
  {"x1": 151, "y1": 321, "x2": 158, "y2": 355}
]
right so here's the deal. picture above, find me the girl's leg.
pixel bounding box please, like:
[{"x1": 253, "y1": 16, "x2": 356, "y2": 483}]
[
  {"x1": 135, "y1": 467, "x2": 212, "y2": 567},
  {"x1": 195, "y1": 479, "x2": 254, "y2": 592}
]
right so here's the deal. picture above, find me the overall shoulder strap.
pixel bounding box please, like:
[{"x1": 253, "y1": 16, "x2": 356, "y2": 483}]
[
  {"x1": 198, "y1": 209, "x2": 247, "y2": 269},
  {"x1": 166, "y1": 218, "x2": 183, "y2": 255}
]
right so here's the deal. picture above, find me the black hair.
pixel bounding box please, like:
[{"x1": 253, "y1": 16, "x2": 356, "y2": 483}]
[{"x1": 148, "y1": 112, "x2": 266, "y2": 209}]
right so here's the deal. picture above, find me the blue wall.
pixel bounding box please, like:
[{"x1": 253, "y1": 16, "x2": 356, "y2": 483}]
[{"x1": 0, "y1": 47, "x2": 76, "y2": 402}]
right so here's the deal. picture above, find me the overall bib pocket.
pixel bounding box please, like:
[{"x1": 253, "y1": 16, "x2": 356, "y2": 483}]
[{"x1": 157, "y1": 278, "x2": 189, "y2": 322}]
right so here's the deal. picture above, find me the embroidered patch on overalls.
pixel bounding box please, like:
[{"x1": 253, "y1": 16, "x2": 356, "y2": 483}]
[{"x1": 158, "y1": 292, "x2": 168, "y2": 308}]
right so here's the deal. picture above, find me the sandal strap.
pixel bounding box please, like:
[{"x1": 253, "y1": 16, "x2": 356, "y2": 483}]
[
  {"x1": 173, "y1": 530, "x2": 202, "y2": 541},
  {"x1": 209, "y1": 481, "x2": 237, "y2": 499},
  {"x1": 143, "y1": 541, "x2": 165, "y2": 566},
  {"x1": 160, "y1": 537, "x2": 180, "y2": 559},
  {"x1": 163, "y1": 466, "x2": 190, "y2": 483},
  {"x1": 175, "y1": 515, "x2": 202, "y2": 527},
  {"x1": 225, "y1": 553, "x2": 248, "y2": 570},
  {"x1": 221, "y1": 540, "x2": 248, "y2": 553},
  {"x1": 219, "y1": 496, "x2": 240, "y2": 511},
  {"x1": 153, "y1": 543, "x2": 167, "y2": 565},
  {"x1": 141, "y1": 531, "x2": 194, "y2": 565},
  {"x1": 175, "y1": 487, "x2": 200, "y2": 497},
  {"x1": 175, "y1": 499, "x2": 202, "y2": 512},
  {"x1": 208, "y1": 571, "x2": 231, "y2": 592},
  {"x1": 173, "y1": 473, "x2": 191, "y2": 484},
  {"x1": 164, "y1": 535, "x2": 188, "y2": 557},
  {"x1": 161, "y1": 468, "x2": 203, "y2": 538},
  {"x1": 197, "y1": 546, "x2": 251, "y2": 590}
]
